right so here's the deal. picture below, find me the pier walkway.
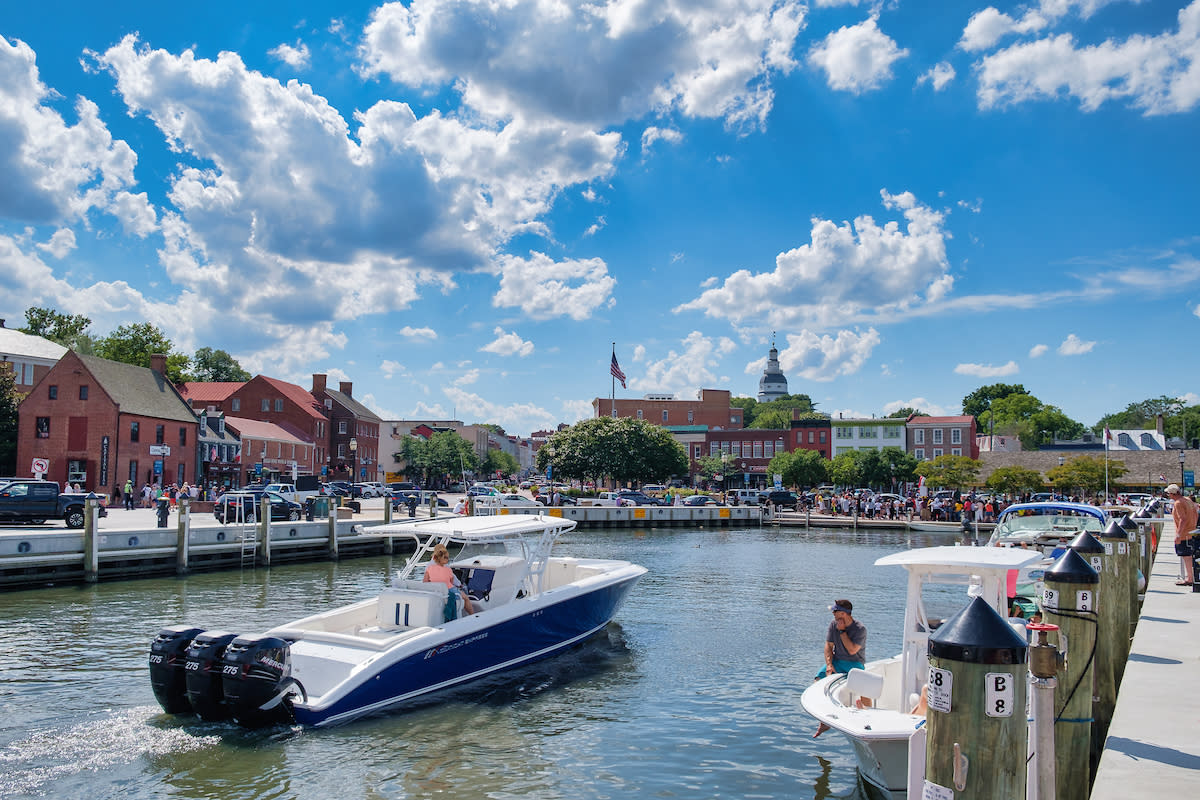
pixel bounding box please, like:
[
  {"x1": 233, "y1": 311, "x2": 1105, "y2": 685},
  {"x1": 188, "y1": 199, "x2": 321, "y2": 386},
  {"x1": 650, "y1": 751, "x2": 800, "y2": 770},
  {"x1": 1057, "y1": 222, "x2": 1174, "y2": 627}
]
[{"x1": 1092, "y1": 518, "x2": 1200, "y2": 798}]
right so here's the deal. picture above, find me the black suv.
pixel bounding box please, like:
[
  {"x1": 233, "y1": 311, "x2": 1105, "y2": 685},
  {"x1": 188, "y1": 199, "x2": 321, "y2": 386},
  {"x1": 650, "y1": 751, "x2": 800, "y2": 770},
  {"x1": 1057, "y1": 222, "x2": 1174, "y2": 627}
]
[
  {"x1": 759, "y1": 490, "x2": 800, "y2": 510},
  {"x1": 616, "y1": 490, "x2": 665, "y2": 506},
  {"x1": 214, "y1": 491, "x2": 302, "y2": 523}
]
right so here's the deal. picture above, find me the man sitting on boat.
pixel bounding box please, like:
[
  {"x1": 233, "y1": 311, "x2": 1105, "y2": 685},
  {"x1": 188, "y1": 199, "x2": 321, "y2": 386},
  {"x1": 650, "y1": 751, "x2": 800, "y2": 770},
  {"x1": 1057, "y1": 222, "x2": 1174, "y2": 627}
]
[
  {"x1": 424, "y1": 543, "x2": 475, "y2": 618},
  {"x1": 813, "y1": 599, "x2": 867, "y2": 737}
]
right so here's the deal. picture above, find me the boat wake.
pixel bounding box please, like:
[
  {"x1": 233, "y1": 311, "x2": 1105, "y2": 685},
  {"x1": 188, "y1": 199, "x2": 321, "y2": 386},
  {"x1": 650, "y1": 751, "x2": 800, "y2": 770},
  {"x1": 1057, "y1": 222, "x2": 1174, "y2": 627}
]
[{"x1": 0, "y1": 707, "x2": 221, "y2": 797}]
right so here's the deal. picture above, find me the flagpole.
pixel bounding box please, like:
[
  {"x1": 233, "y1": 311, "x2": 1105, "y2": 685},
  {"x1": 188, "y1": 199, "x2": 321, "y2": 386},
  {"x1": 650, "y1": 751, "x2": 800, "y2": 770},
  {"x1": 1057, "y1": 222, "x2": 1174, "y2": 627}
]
[
  {"x1": 611, "y1": 342, "x2": 616, "y2": 413},
  {"x1": 1104, "y1": 427, "x2": 1110, "y2": 503}
]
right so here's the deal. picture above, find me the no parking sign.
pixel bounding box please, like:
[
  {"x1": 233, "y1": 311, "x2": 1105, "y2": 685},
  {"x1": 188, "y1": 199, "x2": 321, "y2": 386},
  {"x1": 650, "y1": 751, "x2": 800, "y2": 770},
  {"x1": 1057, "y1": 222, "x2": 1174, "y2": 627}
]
[{"x1": 31, "y1": 458, "x2": 48, "y2": 475}]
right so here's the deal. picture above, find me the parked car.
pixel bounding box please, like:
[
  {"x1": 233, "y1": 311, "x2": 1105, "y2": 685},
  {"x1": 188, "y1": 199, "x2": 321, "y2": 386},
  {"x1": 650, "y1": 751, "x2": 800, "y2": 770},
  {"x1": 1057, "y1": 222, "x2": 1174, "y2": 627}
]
[
  {"x1": 353, "y1": 483, "x2": 381, "y2": 498},
  {"x1": 214, "y1": 491, "x2": 302, "y2": 523},
  {"x1": 0, "y1": 480, "x2": 108, "y2": 528},
  {"x1": 496, "y1": 493, "x2": 544, "y2": 508},
  {"x1": 759, "y1": 490, "x2": 800, "y2": 510},
  {"x1": 641, "y1": 484, "x2": 667, "y2": 493},
  {"x1": 324, "y1": 481, "x2": 353, "y2": 497},
  {"x1": 616, "y1": 490, "x2": 665, "y2": 506},
  {"x1": 682, "y1": 494, "x2": 722, "y2": 506}
]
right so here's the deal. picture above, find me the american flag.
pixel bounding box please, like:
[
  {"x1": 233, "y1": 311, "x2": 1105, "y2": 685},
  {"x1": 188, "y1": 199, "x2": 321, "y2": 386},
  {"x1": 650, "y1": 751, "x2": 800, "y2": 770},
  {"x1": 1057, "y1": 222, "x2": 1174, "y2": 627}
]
[{"x1": 610, "y1": 352, "x2": 626, "y2": 389}]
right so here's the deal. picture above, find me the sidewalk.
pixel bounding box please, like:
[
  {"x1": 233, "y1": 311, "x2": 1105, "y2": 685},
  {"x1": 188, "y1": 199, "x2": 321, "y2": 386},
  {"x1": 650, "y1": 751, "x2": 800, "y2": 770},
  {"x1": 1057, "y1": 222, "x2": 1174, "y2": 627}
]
[{"x1": 1090, "y1": 519, "x2": 1200, "y2": 797}]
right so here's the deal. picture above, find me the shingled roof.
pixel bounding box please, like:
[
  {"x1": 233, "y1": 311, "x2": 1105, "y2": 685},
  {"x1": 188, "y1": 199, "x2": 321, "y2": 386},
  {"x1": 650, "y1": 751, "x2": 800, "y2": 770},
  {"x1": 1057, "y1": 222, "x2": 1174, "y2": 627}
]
[
  {"x1": 324, "y1": 386, "x2": 382, "y2": 422},
  {"x1": 78, "y1": 354, "x2": 197, "y2": 423}
]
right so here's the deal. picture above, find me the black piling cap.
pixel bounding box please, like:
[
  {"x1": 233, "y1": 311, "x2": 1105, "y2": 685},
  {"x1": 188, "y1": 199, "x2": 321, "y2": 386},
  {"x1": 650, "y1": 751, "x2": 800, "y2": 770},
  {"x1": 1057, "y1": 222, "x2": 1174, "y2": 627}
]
[
  {"x1": 1045, "y1": 548, "x2": 1100, "y2": 585},
  {"x1": 1100, "y1": 519, "x2": 1126, "y2": 540},
  {"x1": 928, "y1": 595, "x2": 1028, "y2": 664},
  {"x1": 1119, "y1": 515, "x2": 1138, "y2": 535},
  {"x1": 1133, "y1": 507, "x2": 1151, "y2": 520},
  {"x1": 1069, "y1": 530, "x2": 1105, "y2": 553}
]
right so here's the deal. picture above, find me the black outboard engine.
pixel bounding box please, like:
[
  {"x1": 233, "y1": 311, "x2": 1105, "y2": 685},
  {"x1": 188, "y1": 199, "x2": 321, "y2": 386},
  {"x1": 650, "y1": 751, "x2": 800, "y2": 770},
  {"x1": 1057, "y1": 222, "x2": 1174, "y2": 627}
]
[
  {"x1": 221, "y1": 634, "x2": 303, "y2": 728},
  {"x1": 149, "y1": 625, "x2": 205, "y2": 714},
  {"x1": 183, "y1": 630, "x2": 239, "y2": 721}
]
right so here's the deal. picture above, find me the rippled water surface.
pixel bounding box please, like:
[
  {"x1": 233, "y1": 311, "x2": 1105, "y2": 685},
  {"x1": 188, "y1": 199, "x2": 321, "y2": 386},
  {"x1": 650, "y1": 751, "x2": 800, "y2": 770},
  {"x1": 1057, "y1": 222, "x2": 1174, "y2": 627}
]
[{"x1": 0, "y1": 526, "x2": 954, "y2": 800}]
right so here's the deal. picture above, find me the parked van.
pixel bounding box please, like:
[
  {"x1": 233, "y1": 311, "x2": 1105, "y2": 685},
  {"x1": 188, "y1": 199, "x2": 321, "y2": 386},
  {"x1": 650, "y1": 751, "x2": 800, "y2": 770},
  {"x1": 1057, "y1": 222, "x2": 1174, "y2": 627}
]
[{"x1": 730, "y1": 489, "x2": 761, "y2": 505}]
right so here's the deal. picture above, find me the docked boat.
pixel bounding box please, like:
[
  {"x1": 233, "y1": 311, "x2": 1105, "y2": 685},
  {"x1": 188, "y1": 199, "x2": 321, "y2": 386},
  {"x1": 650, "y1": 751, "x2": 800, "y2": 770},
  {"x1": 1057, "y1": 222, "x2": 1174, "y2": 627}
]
[
  {"x1": 985, "y1": 501, "x2": 1107, "y2": 549},
  {"x1": 799, "y1": 545, "x2": 1044, "y2": 798},
  {"x1": 149, "y1": 514, "x2": 646, "y2": 728}
]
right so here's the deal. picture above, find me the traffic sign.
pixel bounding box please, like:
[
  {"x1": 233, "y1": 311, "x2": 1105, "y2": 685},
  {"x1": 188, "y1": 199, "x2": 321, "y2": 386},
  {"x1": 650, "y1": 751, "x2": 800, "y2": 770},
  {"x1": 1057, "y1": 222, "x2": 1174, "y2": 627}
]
[{"x1": 31, "y1": 458, "x2": 48, "y2": 475}]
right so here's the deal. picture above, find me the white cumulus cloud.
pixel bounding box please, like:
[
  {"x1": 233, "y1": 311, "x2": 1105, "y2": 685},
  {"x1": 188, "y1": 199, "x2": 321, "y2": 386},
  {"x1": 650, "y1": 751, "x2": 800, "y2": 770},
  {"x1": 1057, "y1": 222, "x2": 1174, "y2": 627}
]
[
  {"x1": 493, "y1": 252, "x2": 616, "y2": 321},
  {"x1": 634, "y1": 331, "x2": 737, "y2": 396},
  {"x1": 955, "y1": 361, "x2": 1019, "y2": 377},
  {"x1": 917, "y1": 61, "x2": 956, "y2": 91},
  {"x1": 37, "y1": 228, "x2": 77, "y2": 259},
  {"x1": 1029, "y1": 343, "x2": 1048, "y2": 357},
  {"x1": 776, "y1": 328, "x2": 881, "y2": 382},
  {"x1": 674, "y1": 189, "x2": 951, "y2": 330},
  {"x1": 481, "y1": 327, "x2": 534, "y2": 358},
  {"x1": 398, "y1": 326, "x2": 438, "y2": 340},
  {"x1": 808, "y1": 16, "x2": 909, "y2": 93},
  {"x1": 269, "y1": 41, "x2": 311, "y2": 69},
  {"x1": 1057, "y1": 333, "x2": 1096, "y2": 355}
]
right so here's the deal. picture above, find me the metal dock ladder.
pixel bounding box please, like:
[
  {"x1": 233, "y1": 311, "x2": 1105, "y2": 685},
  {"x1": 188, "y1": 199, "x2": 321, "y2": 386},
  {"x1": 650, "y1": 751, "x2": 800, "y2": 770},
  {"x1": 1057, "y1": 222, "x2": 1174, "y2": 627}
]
[{"x1": 238, "y1": 508, "x2": 258, "y2": 568}]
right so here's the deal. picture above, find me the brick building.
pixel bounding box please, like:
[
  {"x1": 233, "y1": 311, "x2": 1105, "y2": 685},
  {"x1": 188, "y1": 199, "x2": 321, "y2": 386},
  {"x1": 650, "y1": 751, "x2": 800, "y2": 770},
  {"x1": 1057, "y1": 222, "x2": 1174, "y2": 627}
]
[
  {"x1": 312, "y1": 375, "x2": 381, "y2": 483},
  {"x1": 702, "y1": 428, "x2": 790, "y2": 490},
  {"x1": 906, "y1": 415, "x2": 978, "y2": 460},
  {"x1": 592, "y1": 389, "x2": 744, "y2": 430},
  {"x1": 17, "y1": 352, "x2": 198, "y2": 492},
  {"x1": 225, "y1": 416, "x2": 316, "y2": 485},
  {"x1": 790, "y1": 414, "x2": 832, "y2": 459}
]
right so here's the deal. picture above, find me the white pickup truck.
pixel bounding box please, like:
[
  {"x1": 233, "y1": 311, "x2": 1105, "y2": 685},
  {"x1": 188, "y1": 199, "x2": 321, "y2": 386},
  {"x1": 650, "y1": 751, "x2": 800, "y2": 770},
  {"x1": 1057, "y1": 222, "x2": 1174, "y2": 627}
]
[{"x1": 264, "y1": 477, "x2": 322, "y2": 503}]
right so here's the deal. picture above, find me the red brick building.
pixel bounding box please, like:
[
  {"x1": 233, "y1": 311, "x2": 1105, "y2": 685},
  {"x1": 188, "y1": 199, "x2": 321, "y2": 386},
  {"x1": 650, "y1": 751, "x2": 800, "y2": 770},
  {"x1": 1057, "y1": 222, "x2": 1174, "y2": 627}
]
[
  {"x1": 703, "y1": 428, "x2": 790, "y2": 490},
  {"x1": 17, "y1": 352, "x2": 198, "y2": 492},
  {"x1": 906, "y1": 415, "x2": 979, "y2": 460},
  {"x1": 312, "y1": 375, "x2": 382, "y2": 483},
  {"x1": 790, "y1": 414, "x2": 832, "y2": 459},
  {"x1": 592, "y1": 389, "x2": 744, "y2": 430}
]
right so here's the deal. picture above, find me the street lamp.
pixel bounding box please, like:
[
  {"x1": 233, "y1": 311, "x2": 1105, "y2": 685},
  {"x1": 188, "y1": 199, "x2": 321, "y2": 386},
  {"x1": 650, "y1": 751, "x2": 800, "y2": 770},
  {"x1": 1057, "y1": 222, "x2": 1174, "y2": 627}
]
[
  {"x1": 721, "y1": 451, "x2": 730, "y2": 497},
  {"x1": 1179, "y1": 448, "x2": 1186, "y2": 487},
  {"x1": 349, "y1": 437, "x2": 358, "y2": 482}
]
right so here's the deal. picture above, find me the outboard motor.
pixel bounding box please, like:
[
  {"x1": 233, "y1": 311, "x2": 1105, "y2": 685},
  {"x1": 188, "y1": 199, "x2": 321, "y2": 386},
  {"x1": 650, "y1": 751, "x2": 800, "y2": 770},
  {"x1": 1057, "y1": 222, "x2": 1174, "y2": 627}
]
[
  {"x1": 221, "y1": 634, "x2": 304, "y2": 728},
  {"x1": 183, "y1": 630, "x2": 239, "y2": 721},
  {"x1": 149, "y1": 625, "x2": 205, "y2": 714}
]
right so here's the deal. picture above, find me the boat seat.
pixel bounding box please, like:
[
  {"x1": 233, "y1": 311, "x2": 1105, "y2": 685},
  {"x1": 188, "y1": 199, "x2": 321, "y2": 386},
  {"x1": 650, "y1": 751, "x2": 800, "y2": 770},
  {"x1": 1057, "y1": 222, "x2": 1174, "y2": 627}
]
[
  {"x1": 845, "y1": 668, "x2": 884, "y2": 702},
  {"x1": 377, "y1": 583, "x2": 447, "y2": 629}
]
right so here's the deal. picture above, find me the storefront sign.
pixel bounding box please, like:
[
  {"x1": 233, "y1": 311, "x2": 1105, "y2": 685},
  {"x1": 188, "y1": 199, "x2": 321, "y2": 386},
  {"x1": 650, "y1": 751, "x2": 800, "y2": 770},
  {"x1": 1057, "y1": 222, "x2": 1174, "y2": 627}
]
[{"x1": 99, "y1": 436, "x2": 110, "y2": 487}]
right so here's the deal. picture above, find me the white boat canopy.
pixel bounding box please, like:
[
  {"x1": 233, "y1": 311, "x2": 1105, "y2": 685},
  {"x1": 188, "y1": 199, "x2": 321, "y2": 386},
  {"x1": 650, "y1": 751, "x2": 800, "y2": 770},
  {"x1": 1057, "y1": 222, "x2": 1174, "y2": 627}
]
[{"x1": 875, "y1": 545, "x2": 1044, "y2": 571}]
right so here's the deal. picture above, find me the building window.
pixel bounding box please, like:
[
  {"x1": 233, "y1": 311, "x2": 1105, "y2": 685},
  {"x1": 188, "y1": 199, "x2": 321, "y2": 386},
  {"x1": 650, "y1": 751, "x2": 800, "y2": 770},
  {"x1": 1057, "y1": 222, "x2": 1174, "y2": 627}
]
[
  {"x1": 914, "y1": 429, "x2": 924, "y2": 444},
  {"x1": 48, "y1": 385, "x2": 57, "y2": 399},
  {"x1": 688, "y1": 410, "x2": 694, "y2": 423},
  {"x1": 709, "y1": 442, "x2": 719, "y2": 456},
  {"x1": 951, "y1": 448, "x2": 962, "y2": 456},
  {"x1": 731, "y1": 442, "x2": 741, "y2": 457},
  {"x1": 915, "y1": 448, "x2": 925, "y2": 460},
  {"x1": 933, "y1": 429, "x2": 943, "y2": 444},
  {"x1": 835, "y1": 427, "x2": 852, "y2": 439},
  {"x1": 275, "y1": 398, "x2": 283, "y2": 412},
  {"x1": 721, "y1": 441, "x2": 731, "y2": 454},
  {"x1": 178, "y1": 463, "x2": 186, "y2": 483},
  {"x1": 179, "y1": 427, "x2": 188, "y2": 446},
  {"x1": 764, "y1": 441, "x2": 773, "y2": 458},
  {"x1": 753, "y1": 441, "x2": 763, "y2": 458},
  {"x1": 36, "y1": 417, "x2": 50, "y2": 438},
  {"x1": 694, "y1": 445, "x2": 702, "y2": 458},
  {"x1": 231, "y1": 398, "x2": 241, "y2": 412},
  {"x1": 128, "y1": 460, "x2": 138, "y2": 482},
  {"x1": 884, "y1": 427, "x2": 900, "y2": 439},
  {"x1": 637, "y1": 409, "x2": 643, "y2": 419},
  {"x1": 662, "y1": 410, "x2": 668, "y2": 423},
  {"x1": 79, "y1": 385, "x2": 88, "y2": 400},
  {"x1": 130, "y1": 421, "x2": 139, "y2": 442},
  {"x1": 261, "y1": 398, "x2": 269, "y2": 412},
  {"x1": 859, "y1": 427, "x2": 878, "y2": 438},
  {"x1": 951, "y1": 428, "x2": 962, "y2": 444},
  {"x1": 777, "y1": 438, "x2": 785, "y2": 454},
  {"x1": 933, "y1": 448, "x2": 943, "y2": 458},
  {"x1": 808, "y1": 431, "x2": 814, "y2": 443},
  {"x1": 731, "y1": 415, "x2": 740, "y2": 425},
  {"x1": 339, "y1": 420, "x2": 347, "y2": 434},
  {"x1": 820, "y1": 431, "x2": 827, "y2": 443},
  {"x1": 156, "y1": 424, "x2": 165, "y2": 444}
]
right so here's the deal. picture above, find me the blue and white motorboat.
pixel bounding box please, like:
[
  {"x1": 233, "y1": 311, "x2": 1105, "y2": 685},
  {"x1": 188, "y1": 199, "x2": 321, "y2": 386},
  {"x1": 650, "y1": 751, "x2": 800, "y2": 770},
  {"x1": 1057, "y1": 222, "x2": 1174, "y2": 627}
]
[
  {"x1": 149, "y1": 514, "x2": 646, "y2": 728},
  {"x1": 985, "y1": 501, "x2": 1108, "y2": 549}
]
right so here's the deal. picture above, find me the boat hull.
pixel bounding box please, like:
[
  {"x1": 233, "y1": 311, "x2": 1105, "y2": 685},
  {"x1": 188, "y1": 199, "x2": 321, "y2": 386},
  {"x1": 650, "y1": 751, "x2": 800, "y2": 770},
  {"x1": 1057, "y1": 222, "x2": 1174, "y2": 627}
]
[{"x1": 290, "y1": 571, "x2": 643, "y2": 727}]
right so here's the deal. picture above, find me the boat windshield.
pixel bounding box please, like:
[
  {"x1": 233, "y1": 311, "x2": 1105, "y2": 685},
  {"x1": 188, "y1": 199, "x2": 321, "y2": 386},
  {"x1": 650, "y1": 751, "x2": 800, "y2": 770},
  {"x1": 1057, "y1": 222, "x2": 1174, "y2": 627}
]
[{"x1": 988, "y1": 510, "x2": 1104, "y2": 546}]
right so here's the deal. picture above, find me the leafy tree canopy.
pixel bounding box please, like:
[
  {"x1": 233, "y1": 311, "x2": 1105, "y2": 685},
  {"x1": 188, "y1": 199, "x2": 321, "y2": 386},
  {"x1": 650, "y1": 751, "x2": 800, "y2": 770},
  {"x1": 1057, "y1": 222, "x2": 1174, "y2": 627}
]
[
  {"x1": 190, "y1": 347, "x2": 251, "y2": 382},
  {"x1": 1046, "y1": 455, "x2": 1127, "y2": 496},
  {"x1": 481, "y1": 448, "x2": 520, "y2": 480},
  {"x1": 732, "y1": 393, "x2": 817, "y2": 428},
  {"x1": 985, "y1": 465, "x2": 1045, "y2": 495},
  {"x1": 766, "y1": 448, "x2": 829, "y2": 489},
  {"x1": 537, "y1": 416, "x2": 687, "y2": 487},
  {"x1": 886, "y1": 407, "x2": 928, "y2": 419},
  {"x1": 94, "y1": 322, "x2": 192, "y2": 382},
  {"x1": 1094, "y1": 396, "x2": 1199, "y2": 441},
  {"x1": 962, "y1": 383, "x2": 1028, "y2": 422},
  {"x1": 20, "y1": 307, "x2": 93, "y2": 350},
  {"x1": 914, "y1": 454, "x2": 983, "y2": 489},
  {"x1": 397, "y1": 431, "x2": 478, "y2": 486},
  {"x1": 979, "y1": 392, "x2": 1085, "y2": 450}
]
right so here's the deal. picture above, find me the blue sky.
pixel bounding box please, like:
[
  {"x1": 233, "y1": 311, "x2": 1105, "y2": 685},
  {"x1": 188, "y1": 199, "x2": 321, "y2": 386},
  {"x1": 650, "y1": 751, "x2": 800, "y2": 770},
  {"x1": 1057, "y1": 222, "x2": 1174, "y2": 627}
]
[{"x1": 3, "y1": 0, "x2": 1198, "y2": 435}]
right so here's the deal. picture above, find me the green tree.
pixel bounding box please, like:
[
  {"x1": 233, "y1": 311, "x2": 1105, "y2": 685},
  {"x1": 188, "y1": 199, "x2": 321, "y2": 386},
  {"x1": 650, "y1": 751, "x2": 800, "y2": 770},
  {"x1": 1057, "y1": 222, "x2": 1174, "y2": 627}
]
[
  {"x1": 766, "y1": 448, "x2": 829, "y2": 489},
  {"x1": 914, "y1": 455, "x2": 982, "y2": 489},
  {"x1": 1046, "y1": 455, "x2": 1127, "y2": 498},
  {"x1": 733, "y1": 393, "x2": 817, "y2": 427},
  {"x1": 985, "y1": 465, "x2": 1045, "y2": 495},
  {"x1": 191, "y1": 347, "x2": 251, "y2": 382},
  {"x1": 481, "y1": 448, "x2": 519, "y2": 480},
  {"x1": 537, "y1": 416, "x2": 687, "y2": 487},
  {"x1": 94, "y1": 323, "x2": 191, "y2": 382},
  {"x1": 980, "y1": 392, "x2": 1085, "y2": 450},
  {"x1": 694, "y1": 455, "x2": 723, "y2": 484},
  {"x1": 886, "y1": 407, "x2": 928, "y2": 419},
  {"x1": 0, "y1": 366, "x2": 18, "y2": 476},
  {"x1": 19, "y1": 307, "x2": 93, "y2": 349},
  {"x1": 962, "y1": 383, "x2": 1028, "y2": 422},
  {"x1": 829, "y1": 450, "x2": 863, "y2": 488}
]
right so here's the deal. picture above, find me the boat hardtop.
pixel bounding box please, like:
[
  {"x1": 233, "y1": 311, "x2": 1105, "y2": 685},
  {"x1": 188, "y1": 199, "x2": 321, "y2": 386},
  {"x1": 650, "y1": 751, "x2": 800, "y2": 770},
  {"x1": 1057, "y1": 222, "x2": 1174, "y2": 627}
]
[{"x1": 987, "y1": 501, "x2": 1108, "y2": 548}]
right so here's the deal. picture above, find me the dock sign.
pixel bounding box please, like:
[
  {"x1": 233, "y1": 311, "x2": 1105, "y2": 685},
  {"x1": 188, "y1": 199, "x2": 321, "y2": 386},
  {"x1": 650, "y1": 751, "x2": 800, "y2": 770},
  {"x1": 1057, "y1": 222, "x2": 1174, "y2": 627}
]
[
  {"x1": 927, "y1": 665, "x2": 952, "y2": 713},
  {"x1": 984, "y1": 673, "x2": 1015, "y2": 718}
]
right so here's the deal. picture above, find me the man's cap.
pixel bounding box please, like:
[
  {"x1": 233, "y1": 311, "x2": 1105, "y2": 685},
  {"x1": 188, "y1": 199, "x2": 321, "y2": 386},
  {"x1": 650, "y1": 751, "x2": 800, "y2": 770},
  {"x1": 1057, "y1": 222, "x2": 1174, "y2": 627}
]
[
  {"x1": 1166, "y1": 484, "x2": 1181, "y2": 495},
  {"x1": 829, "y1": 600, "x2": 853, "y2": 613}
]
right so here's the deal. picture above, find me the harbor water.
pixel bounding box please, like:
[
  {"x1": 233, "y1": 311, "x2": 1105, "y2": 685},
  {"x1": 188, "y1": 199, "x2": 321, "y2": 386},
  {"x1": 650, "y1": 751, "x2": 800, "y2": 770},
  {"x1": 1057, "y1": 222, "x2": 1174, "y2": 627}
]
[{"x1": 0, "y1": 525, "x2": 964, "y2": 800}]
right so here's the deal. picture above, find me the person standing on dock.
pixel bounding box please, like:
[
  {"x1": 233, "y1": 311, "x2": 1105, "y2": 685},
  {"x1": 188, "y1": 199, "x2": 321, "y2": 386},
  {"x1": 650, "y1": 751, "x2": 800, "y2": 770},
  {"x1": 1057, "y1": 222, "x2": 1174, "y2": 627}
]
[
  {"x1": 1166, "y1": 484, "x2": 1198, "y2": 586},
  {"x1": 813, "y1": 599, "x2": 867, "y2": 737}
]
